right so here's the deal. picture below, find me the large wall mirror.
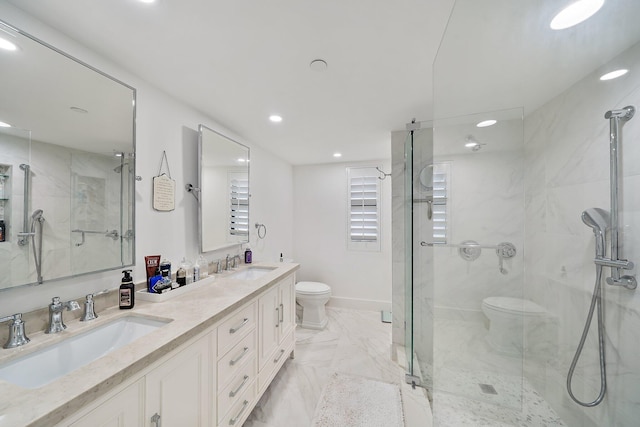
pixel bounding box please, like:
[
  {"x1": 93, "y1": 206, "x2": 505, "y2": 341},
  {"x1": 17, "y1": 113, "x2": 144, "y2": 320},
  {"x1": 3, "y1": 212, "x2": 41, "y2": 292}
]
[
  {"x1": 198, "y1": 125, "x2": 249, "y2": 252},
  {"x1": 0, "y1": 20, "x2": 136, "y2": 289}
]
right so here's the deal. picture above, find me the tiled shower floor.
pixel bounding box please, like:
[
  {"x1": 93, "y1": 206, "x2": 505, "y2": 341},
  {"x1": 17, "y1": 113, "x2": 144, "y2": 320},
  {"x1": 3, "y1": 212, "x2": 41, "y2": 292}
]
[{"x1": 429, "y1": 317, "x2": 566, "y2": 426}]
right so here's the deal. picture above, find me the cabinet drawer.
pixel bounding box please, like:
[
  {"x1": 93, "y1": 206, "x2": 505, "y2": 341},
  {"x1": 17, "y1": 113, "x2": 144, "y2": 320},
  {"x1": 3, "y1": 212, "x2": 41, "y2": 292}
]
[
  {"x1": 218, "y1": 301, "x2": 257, "y2": 355},
  {"x1": 219, "y1": 379, "x2": 257, "y2": 427},
  {"x1": 217, "y1": 356, "x2": 257, "y2": 424},
  {"x1": 218, "y1": 329, "x2": 256, "y2": 389}
]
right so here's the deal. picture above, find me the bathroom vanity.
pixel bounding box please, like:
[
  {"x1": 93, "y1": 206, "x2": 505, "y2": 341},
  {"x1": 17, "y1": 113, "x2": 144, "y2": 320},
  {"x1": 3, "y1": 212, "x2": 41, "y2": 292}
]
[{"x1": 0, "y1": 262, "x2": 298, "y2": 427}]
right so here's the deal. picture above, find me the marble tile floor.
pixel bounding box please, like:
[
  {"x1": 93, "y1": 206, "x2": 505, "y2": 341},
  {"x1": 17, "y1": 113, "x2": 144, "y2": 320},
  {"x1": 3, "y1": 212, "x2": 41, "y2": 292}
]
[{"x1": 244, "y1": 307, "x2": 431, "y2": 427}]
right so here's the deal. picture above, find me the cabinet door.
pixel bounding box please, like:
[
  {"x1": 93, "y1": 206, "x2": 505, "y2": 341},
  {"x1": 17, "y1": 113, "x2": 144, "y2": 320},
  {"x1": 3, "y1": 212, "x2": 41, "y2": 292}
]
[
  {"x1": 146, "y1": 334, "x2": 210, "y2": 427},
  {"x1": 278, "y1": 275, "x2": 295, "y2": 340},
  {"x1": 258, "y1": 285, "x2": 280, "y2": 369},
  {"x1": 68, "y1": 379, "x2": 144, "y2": 427}
]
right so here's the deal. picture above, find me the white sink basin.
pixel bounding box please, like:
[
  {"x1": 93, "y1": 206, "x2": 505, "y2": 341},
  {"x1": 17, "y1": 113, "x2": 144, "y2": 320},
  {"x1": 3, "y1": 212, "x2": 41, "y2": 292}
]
[
  {"x1": 0, "y1": 315, "x2": 171, "y2": 389},
  {"x1": 228, "y1": 266, "x2": 276, "y2": 280}
]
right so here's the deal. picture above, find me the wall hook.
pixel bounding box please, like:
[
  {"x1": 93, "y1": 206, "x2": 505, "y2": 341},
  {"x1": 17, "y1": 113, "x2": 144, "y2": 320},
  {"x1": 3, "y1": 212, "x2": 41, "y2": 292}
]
[
  {"x1": 376, "y1": 166, "x2": 391, "y2": 180},
  {"x1": 185, "y1": 183, "x2": 200, "y2": 201}
]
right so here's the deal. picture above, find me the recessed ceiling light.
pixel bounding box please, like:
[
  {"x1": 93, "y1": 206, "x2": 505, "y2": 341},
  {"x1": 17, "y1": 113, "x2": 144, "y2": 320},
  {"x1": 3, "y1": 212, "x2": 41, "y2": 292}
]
[
  {"x1": 237, "y1": 158, "x2": 246, "y2": 163},
  {"x1": 476, "y1": 119, "x2": 497, "y2": 128},
  {"x1": 310, "y1": 59, "x2": 328, "y2": 72},
  {"x1": 0, "y1": 121, "x2": 11, "y2": 128},
  {"x1": 600, "y1": 69, "x2": 628, "y2": 81},
  {"x1": 269, "y1": 115, "x2": 282, "y2": 123},
  {"x1": 550, "y1": 0, "x2": 604, "y2": 30},
  {"x1": 0, "y1": 37, "x2": 17, "y2": 51},
  {"x1": 138, "y1": 0, "x2": 156, "y2": 3},
  {"x1": 333, "y1": 152, "x2": 342, "y2": 158}
]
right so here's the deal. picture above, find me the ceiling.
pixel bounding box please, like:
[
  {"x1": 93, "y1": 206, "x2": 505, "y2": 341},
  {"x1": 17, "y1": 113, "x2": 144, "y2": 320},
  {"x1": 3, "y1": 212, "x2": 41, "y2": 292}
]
[{"x1": 5, "y1": 0, "x2": 640, "y2": 165}]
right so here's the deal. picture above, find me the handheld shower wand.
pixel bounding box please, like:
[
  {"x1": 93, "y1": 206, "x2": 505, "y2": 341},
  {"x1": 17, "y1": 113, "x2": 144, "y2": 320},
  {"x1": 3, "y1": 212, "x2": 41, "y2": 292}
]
[
  {"x1": 567, "y1": 208, "x2": 609, "y2": 407},
  {"x1": 30, "y1": 209, "x2": 45, "y2": 284}
]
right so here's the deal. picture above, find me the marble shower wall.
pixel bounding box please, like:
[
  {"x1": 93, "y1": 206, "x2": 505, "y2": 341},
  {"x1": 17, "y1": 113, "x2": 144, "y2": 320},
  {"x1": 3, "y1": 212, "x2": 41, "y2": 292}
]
[
  {"x1": 0, "y1": 134, "x2": 124, "y2": 288},
  {"x1": 524, "y1": 42, "x2": 640, "y2": 427},
  {"x1": 433, "y1": 149, "x2": 525, "y2": 317}
]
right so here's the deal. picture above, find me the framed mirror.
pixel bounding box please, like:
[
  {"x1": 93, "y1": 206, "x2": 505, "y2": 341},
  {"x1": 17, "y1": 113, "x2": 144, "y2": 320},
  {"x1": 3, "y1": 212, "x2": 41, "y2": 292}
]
[
  {"x1": 0, "y1": 20, "x2": 136, "y2": 289},
  {"x1": 198, "y1": 125, "x2": 249, "y2": 252}
]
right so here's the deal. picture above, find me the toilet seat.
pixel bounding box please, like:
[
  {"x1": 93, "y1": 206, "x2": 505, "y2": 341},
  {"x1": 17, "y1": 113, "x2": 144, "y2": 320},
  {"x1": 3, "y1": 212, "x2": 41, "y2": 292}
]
[
  {"x1": 296, "y1": 281, "x2": 331, "y2": 295},
  {"x1": 482, "y1": 297, "x2": 546, "y2": 316}
]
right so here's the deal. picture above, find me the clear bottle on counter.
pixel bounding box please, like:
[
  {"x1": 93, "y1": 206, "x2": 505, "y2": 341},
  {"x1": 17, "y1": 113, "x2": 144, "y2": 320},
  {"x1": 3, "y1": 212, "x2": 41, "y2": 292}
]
[
  {"x1": 196, "y1": 255, "x2": 209, "y2": 279},
  {"x1": 180, "y1": 257, "x2": 194, "y2": 285}
]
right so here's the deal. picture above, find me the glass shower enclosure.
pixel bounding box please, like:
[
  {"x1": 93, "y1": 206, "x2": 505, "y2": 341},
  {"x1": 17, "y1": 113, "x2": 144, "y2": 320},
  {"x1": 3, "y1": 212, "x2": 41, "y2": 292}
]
[{"x1": 399, "y1": 0, "x2": 640, "y2": 425}]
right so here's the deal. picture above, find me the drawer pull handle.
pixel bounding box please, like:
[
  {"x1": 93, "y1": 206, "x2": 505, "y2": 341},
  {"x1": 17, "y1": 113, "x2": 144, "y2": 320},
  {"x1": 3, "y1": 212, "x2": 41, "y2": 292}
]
[
  {"x1": 273, "y1": 348, "x2": 286, "y2": 364},
  {"x1": 229, "y1": 346, "x2": 249, "y2": 366},
  {"x1": 279, "y1": 303, "x2": 284, "y2": 323},
  {"x1": 151, "y1": 413, "x2": 161, "y2": 427},
  {"x1": 275, "y1": 307, "x2": 279, "y2": 328},
  {"x1": 229, "y1": 374, "x2": 250, "y2": 397},
  {"x1": 229, "y1": 399, "x2": 249, "y2": 425},
  {"x1": 229, "y1": 318, "x2": 249, "y2": 334}
]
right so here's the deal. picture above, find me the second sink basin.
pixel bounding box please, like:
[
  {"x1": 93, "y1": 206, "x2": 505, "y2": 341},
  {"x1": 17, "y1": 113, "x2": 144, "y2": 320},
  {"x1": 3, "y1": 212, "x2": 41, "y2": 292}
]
[
  {"x1": 0, "y1": 315, "x2": 171, "y2": 389},
  {"x1": 228, "y1": 266, "x2": 276, "y2": 280}
]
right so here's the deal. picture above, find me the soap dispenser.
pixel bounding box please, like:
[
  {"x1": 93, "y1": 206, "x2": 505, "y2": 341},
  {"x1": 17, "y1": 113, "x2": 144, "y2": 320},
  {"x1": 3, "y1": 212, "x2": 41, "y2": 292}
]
[{"x1": 119, "y1": 270, "x2": 135, "y2": 309}]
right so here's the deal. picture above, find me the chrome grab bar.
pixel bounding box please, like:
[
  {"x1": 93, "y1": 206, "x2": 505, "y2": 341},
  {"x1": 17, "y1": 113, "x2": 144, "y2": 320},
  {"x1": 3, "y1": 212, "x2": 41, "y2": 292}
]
[{"x1": 72, "y1": 229, "x2": 120, "y2": 246}]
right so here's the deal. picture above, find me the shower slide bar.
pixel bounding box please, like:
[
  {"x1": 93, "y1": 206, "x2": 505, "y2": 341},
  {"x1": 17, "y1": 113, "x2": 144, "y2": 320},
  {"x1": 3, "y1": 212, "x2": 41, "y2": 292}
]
[
  {"x1": 603, "y1": 106, "x2": 636, "y2": 290},
  {"x1": 17, "y1": 164, "x2": 31, "y2": 246}
]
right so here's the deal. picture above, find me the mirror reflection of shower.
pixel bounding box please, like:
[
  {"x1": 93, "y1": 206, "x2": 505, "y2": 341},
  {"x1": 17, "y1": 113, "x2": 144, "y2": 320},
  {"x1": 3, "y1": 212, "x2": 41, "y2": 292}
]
[{"x1": 30, "y1": 209, "x2": 45, "y2": 284}]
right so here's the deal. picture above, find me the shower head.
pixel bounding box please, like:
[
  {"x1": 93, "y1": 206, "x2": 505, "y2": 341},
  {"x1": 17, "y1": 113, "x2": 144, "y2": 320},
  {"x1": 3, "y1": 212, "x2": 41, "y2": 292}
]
[
  {"x1": 604, "y1": 105, "x2": 635, "y2": 121},
  {"x1": 31, "y1": 209, "x2": 44, "y2": 222},
  {"x1": 582, "y1": 208, "x2": 609, "y2": 257},
  {"x1": 19, "y1": 164, "x2": 30, "y2": 171}
]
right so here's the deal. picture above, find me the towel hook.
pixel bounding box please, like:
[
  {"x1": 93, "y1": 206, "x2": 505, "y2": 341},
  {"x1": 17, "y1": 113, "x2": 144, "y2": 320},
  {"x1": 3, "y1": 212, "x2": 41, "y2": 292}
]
[{"x1": 376, "y1": 166, "x2": 391, "y2": 180}]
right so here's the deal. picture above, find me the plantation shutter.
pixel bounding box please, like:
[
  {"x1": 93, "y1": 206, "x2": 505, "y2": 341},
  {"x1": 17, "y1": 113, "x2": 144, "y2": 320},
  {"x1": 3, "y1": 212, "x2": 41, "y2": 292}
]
[
  {"x1": 347, "y1": 167, "x2": 381, "y2": 250},
  {"x1": 229, "y1": 176, "x2": 249, "y2": 236},
  {"x1": 431, "y1": 170, "x2": 448, "y2": 243}
]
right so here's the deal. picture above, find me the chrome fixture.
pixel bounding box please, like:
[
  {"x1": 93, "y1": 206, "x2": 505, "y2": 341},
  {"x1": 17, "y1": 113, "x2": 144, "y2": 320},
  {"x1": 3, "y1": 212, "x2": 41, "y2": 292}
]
[
  {"x1": 0, "y1": 313, "x2": 30, "y2": 348},
  {"x1": 604, "y1": 105, "x2": 636, "y2": 289},
  {"x1": 567, "y1": 106, "x2": 637, "y2": 407},
  {"x1": 567, "y1": 208, "x2": 609, "y2": 407},
  {"x1": 17, "y1": 164, "x2": 31, "y2": 246},
  {"x1": 72, "y1": 229, "x2": 120, "y2": 246},
  {"x1": 421, "y1": 240, "x2": 517, "y2": 274},
  {"x1": 80, "y1": 290, "x2": 109, "y2": 322},
  {"x1": 30, "y1": 209, "x2": 45, "y2": 284},
  {"x1": 46, "y1": 297, "x2": 80, "y2": 334},
  {"x1": 255, "y1": 222, "x2": 267, "y2": 239}
]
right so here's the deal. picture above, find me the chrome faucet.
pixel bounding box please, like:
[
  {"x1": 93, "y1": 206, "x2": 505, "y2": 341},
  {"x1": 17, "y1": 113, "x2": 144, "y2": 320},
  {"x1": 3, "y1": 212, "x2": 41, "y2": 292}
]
[
  {"x1": 231, "y1": 254, "x2": 242, "y2": 268},
  {"x1": 225, "y1": 254, "x2": 230, "y2": 270},
  {"x1": 0, "y1": 313, "x2": 30, "y2": 348},
  {"x1": 81, "y1": 290, "x2": 109, "y2": 322},
  {"x1": 46, "y1": 297, "x2": 81, "y2": 334}
]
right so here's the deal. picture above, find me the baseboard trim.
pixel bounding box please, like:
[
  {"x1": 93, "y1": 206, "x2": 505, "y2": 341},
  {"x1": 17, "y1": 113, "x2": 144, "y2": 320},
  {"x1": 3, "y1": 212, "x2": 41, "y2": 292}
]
[{"x1": 327, "y1": 296, "x2": 392, "y2": 312}]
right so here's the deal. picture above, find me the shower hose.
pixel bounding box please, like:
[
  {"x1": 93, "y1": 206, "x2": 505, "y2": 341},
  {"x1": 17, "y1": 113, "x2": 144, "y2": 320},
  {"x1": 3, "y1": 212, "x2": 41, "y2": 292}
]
[{"x1": 566, "y1": 264, "x2": 606, "y2": 407}]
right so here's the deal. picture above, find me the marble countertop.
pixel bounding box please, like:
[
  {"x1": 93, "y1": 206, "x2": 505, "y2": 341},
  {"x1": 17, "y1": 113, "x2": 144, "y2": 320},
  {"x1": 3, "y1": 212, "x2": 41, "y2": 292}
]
[{"x1": 0, "y1": 262, "x2": 299, "y2": 427}]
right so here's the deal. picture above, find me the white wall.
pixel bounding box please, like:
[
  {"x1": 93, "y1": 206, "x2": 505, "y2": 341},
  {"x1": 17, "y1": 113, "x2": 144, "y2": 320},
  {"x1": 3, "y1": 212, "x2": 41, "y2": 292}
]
[
  {"x1": 0, "y1": 4, "x2": 294, "y2": 314},
  {"x1": 293, "y1": 159, "x2": 392, "y2": 311}
]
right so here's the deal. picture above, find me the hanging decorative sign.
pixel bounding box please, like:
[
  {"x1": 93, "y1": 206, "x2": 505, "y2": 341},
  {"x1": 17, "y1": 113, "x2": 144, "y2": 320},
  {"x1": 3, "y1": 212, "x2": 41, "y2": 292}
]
[{"x1": 153, "y1": 151, "x2": 175, "y2": 211}]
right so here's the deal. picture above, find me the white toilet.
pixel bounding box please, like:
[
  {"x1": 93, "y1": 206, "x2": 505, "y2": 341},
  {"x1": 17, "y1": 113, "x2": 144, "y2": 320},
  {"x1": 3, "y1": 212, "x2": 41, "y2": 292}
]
[
  {"x1": 481, "y1": 297, "x2": 548, "y2": 356},
  {"x1": 295, "y1": 281, "x2": 331, "y2": 330}
]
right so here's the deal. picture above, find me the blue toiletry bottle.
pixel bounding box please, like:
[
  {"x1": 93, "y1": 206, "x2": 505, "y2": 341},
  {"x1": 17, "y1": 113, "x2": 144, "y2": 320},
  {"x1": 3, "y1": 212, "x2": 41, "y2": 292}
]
[
  {"x1": 148, "y1": 268, "x2": 163, "y2": 293},
  {"x1": 245, "y1": 247, "x2": 252, "y2": 264}
]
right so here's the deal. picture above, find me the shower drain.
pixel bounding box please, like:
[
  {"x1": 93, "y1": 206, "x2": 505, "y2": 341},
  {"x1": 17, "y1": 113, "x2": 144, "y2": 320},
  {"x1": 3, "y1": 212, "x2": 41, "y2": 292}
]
[{"x1": 478, "y1": 383, "x2": 498, "y2": 395}]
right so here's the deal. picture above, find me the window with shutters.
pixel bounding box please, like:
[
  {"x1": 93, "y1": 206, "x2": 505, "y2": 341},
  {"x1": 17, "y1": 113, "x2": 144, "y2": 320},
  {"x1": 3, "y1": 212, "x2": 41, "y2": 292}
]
[
  {"x1": 431, "y1": 163, "x2": 450, "y2": 244},
  {"x1": 229, "y1": 172, "x2": 249, "y2": 238},
  {"x1": 347, "y1": 166, "x2": 381, "y2": 251}
]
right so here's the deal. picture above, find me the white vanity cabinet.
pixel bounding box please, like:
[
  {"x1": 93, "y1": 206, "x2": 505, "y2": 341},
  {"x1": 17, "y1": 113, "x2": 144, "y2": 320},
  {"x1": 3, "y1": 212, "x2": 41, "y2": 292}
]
[
  {"x1": 257, "y1": 274, "x2": 295, "y2": 393},
  {"x1": 145, "y1": 330, "x2": 213, "y2": 427},
  {"x1": 67, "y1": 379, "x2": 144, "y2": 427},
  {"x1": 57, "y1": 270, "x2": 296, "y2": 427}
]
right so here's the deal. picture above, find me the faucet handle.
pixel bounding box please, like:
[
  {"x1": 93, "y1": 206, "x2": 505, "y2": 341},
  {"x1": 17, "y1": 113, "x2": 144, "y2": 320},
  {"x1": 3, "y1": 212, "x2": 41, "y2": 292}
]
[
  {"x1": 81, "y1": 290, "x2": 108, "y2": 322},
  {"x1": 0, "y1": 313, "x2": 30, "y2": 349}
]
